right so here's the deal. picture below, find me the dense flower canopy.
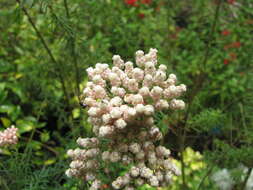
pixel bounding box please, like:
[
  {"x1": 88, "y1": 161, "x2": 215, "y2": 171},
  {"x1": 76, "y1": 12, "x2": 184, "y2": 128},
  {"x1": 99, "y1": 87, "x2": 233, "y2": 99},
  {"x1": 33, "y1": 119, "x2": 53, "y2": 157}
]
[{"x1": 66, "y1": 48, "x2": 186, "y2": 189}]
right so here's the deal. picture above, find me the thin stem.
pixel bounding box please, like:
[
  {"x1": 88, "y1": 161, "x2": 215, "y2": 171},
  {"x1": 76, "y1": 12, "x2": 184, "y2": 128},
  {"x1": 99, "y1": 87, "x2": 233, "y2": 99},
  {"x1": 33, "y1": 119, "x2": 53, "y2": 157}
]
[
  {"x1": 201, "y1": 0, "x2": 222, "y2": 71},
  {"x1": 186, "y1": 0, "x2": 222, "y2": 118},
  {"x1": 183, "y1": 0, "x2": 222, "y2": 127},
  {"x1": 21, "y1": 137, "x2": 59, "y2": 156},
  {"x1": 16, "y1": 0, "x2": 71, "y2": 108},
  {"x1": 22, "y1": 99, "x2": 46, "y2": 162},
  {"x1": 0, "y1": 176, "x2": 10, "y2": 190},
  {"x1": 63, "y1": 0, "x2": 70, "y2": 18},
  {"x1": 70, "y1": 36, "x2": 81, "y2": 99},
  {"x1": 242, "y1": 168, "x2": 252, "y2": 190},
  {"x1": 62, "y1": 0, "x2": 81, "y2": 99},
  {"x1": 180, "y1": 135, "x2": 187, "y2": 188},
  {"x1": 179, "y1": 1, "x2": 222, "y2": 187},
  {"x1": 196, "y1": 165, "x2": 215, "y2": 190},
  {"x1": 196, "y1": 155, "x2": 223, "y2": 190}
]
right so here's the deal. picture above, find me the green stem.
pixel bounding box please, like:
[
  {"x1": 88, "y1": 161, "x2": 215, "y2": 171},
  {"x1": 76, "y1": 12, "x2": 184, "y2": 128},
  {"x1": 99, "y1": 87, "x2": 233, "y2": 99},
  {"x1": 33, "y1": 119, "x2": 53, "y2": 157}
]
[
  {"x1": 180, "y1": 140, "x2": 186, "y2": 188},
  {"x1": 63, "y1": 0, "x2": 70, "y2": 18},
  {"x1": 21, "y1": 136, "x2": 58, "y2": 156},
  {"x1": 201, "y1": 0, "x2": 222, "y2": 71},
  {"x1": 242, "y1": 168, "x2": 252, "y2": 190},
  {"x1": 179, "y1": 1, "x2": 222, "y2": 187},
  {"x1": 22, "y1": 99, "x2": 46, "y2": 162},
  {"x1": 16, "y1": 0, "x2": 71, "y2": 109},
  {"x1": 196, "y1": 165, "x2": 215, "y2": 190},
  {"x1": 0, "y1": 176, "x2": 10, "y2": 190},
  {"x1": 183, "y1": 0, "x2": 222, "y2": 126},
  {"x1": 62, "y1": 0, "x2": 81, "y2": 99}
]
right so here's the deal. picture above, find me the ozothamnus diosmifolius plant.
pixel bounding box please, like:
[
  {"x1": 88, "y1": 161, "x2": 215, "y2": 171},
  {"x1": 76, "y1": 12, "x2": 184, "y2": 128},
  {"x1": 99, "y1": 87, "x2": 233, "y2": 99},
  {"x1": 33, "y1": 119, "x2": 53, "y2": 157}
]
[{"x1": 66, "y1": 48, "x2": 187, "y2": 189}]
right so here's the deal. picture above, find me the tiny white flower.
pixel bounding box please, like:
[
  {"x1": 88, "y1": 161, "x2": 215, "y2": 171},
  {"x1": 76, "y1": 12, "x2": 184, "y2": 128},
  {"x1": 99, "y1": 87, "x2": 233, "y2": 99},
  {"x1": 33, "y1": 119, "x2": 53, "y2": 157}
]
[{"x1": 115, "y1": 118, "x2": 127, "y2": 129}]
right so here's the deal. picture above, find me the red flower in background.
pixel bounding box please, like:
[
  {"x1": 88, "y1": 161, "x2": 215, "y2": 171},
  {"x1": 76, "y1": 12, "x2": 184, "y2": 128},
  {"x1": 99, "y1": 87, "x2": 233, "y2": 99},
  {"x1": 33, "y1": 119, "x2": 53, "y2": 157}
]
[
  {"x1": 232, "y1": 41, "x2": 241, "y2": 48},
  {"x1": 224, "y1": 59, "x2": 230, "y2": 65},
  {"x1": 125, "y1": 0, "x2": 138, "y2": 6},
  {"x1": 141, "y1": 0, "x2": 152, "y2": 4},
  {"x1": 101, "y1": 184, "x2": 109, "y2": 189},
  {"x1": 170, "y1": 27, "x2": 183, "y2": 40},
  {"x1": 227, "y1": 0, "x2": 236, "y2": 4},
  {"x1": 138, "y1": 13, "x2": 145, "y2": 19},
  {"x1": 224, "y1": 41, "x2": 241, "y2": 50},
  {"x1": 124, "y1": 0, "x2": 152, "y2": 6},
  {"x1": 229, "y1": 52, "x2": 237, "y2": 60},
  {"x1": 124, "y1": 0, "x2": 155, "y2": 19},
  {"x1": 221, "y1": 29, "x2": 231, "y2": 36}
]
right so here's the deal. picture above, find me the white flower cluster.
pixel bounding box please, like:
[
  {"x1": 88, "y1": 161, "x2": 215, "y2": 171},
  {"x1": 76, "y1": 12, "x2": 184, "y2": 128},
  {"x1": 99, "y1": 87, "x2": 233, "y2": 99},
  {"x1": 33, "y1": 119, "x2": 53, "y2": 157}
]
[
  {"x1": 0, "y1": 125, "x2": 18, "y2": 147},
  {"x1": 65, "y1": 137, "x2": 100, "y2": 181},
  {"x1": 66, "y1": 48, "x2": 186, "y2": 189},
  {"x1": 212, "y1": 166, "x2": 253, "y2": 190}
]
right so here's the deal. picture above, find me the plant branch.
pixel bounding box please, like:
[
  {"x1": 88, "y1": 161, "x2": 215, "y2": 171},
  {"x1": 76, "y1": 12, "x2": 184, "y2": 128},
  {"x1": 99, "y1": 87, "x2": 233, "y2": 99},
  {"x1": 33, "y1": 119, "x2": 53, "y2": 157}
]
[
  {"x1": 201, "y1": 0, "x2": 222, "y2": 71},
  {"x1": 178, "y1": 1, "x2": 222, "y2": 187},
  {"x1": 16, "y1": 0, "x2": 71, "y2": 108},
  {"x1": 197, "y1": 165, "x2": 215, "y2": 190},
  {"x1": 63, "y1": 0, "x2": 70, "y2": 18},
  {"x1": 185, "y1": 0, "x2": 222, "y2": 123},
  {"x1": 242, "y1": 168, "x2": 252, "y2": 190},
  {"x1": 22, "y1": 99, "x2": 46, "y2": 162},
  {"x1": 179, "y1": 131, "x2": 187, "y2": 189},
  {"x1": 62, "y1": 0, "x2": 81, "y2": 100},
  {"x1": 0, "y1": 176, "x2": 10, "y2": 190},
  {"x1": 21, "y1": 137, "x2": 59, "y2": 156}
]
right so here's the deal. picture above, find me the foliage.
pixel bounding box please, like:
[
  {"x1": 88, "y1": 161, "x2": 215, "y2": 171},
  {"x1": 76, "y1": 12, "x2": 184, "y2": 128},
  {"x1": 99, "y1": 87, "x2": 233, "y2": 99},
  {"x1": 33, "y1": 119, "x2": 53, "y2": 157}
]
[
  {"x1": 171, "y1": 147, "x2": 217, "y2": 190},
  {"x1": 0, "y1": 0, "x2": 252, "y2": 189}
]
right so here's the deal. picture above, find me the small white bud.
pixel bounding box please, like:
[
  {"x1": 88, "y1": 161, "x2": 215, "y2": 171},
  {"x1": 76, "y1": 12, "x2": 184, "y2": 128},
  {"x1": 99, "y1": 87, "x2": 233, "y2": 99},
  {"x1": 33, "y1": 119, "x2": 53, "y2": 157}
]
[{"x1": 115, "y1": 118, "x2": 127, "y2": 129}]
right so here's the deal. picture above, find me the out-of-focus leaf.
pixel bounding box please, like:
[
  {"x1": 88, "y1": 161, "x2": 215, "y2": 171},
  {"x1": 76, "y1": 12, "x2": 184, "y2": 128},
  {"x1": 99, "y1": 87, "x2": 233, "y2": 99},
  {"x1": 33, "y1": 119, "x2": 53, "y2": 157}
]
[
  {"x1": 0, "y1": 83, "x2": 6, "y2": 91},
  {"x1": 28, "y1": 140, "x2": 41, "y2": 150},
  {"x1": 72, "y1": 108, "x2": 80, "y2": 119},
  {"x1": 23, "y1": 0, "x2": 34, "y2": 7},
  {"x1": 6, "y1": 83, "x2": 26, "y2": 102},
  {"x1": 16, "y1": 118, "x2": 35, "y2": 134},
  {"x1": 44, "y1": 158, "x2": 56, "y2": 165},
  {"x1": 0, "y1": 89, "x2": 8, "y2": 103},
  {"x1": 0, "y1": 117, "x2": 11, "y2": 127},
  {"x1": 10, "y1": 106, "x2": 21, "y2": 121},
  {"x1": 0, "y1": 60, "x2": 14, "y2": 73},
  {"x1": 40, "y1": 131, "x2": 50, "y2": 142},
  {"x1": 0, "y1": 105, "x2": 15, "y2": 114}
]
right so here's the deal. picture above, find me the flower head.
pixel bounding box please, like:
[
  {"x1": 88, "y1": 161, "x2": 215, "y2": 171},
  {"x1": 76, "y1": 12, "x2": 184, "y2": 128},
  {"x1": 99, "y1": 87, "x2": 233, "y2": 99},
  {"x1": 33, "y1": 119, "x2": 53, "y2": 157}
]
[
  {"x1": 227, "y1": 0, "x2": 236, "y2": 4},
  {"x1": 221, "y1": 29, "x2": 231, "y2": 36},
  {"x1": 0, "y1": 126, "x2": 18, "y2": 147},
  {"x1": 66, "y1": 48, "x2": 186, "y2": 189},
  {"x1": 125, "y1": 0, "x2": 138, "y2": 6},
  {"x1": 224, "y1": 59, "x2": 230, "y2": 65},
  {"x1": 141, "y1": 0, "x2": 152, "y2": 4}
]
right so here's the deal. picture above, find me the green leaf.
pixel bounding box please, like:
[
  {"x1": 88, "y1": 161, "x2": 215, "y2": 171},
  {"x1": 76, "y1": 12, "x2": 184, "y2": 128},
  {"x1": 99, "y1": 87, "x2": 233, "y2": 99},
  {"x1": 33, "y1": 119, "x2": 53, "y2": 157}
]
[
  {"x1": 72, "y1": 108, "x2": 80, "y2": 119},
  {"x1": 10, "y1": 106, "x2": 21, "y2": 121},
  {"x1": 44, "y1": 158, "x2": 56, "y2": 165},
  {"x1": 28, "y1": 140, "x2": 41, "y2": 150},
  {"x1": 0, "y1": 105, "x2": 15, "y2": 114},
  {"x1": 40, "y1": 131, "x2": 50, "y2": 143},
  {"x1": 6, "y1": 83, "x2": 26, "y2": 102},
  {"x1": 23, "y1": 0, "x2": 34, "y2": 7},
  {"x1": 0, "y1": 117, "x2": 11, "y2": 127},
  {"x1": 16, "y1": 118, "x2": 35, "y2": 134},
  {"x1": 0, "y1": 83, "x2": 6, "y2": 91},
  {"x1": 0, "y1": 60, "x2": 14, "y2": 73},
  {"x1": 0, "y1": 90, "x2": 8, "y2": 104}
]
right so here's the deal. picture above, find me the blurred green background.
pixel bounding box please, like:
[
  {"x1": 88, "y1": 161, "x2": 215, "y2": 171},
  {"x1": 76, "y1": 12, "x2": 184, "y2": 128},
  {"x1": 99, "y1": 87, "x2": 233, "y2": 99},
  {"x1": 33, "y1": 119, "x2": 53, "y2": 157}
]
[{"x1": 0, "y1": 0, "x2": 252, "y2": 189}]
